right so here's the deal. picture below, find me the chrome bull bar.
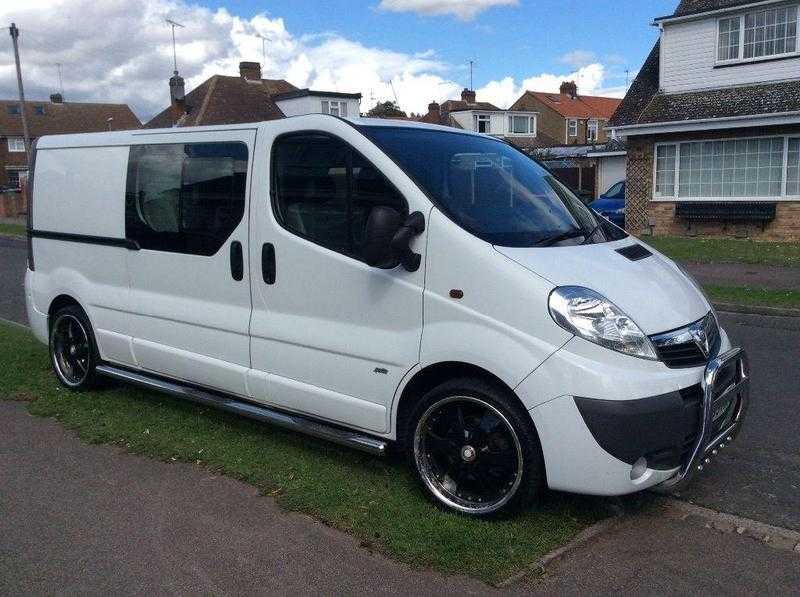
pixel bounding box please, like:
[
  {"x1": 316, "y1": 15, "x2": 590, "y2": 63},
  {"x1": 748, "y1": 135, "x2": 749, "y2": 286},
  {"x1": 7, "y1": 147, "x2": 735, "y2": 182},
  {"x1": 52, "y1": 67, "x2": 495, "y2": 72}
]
[{"x1": 657, "y1": 347, "x2": 750, "y2": 491}]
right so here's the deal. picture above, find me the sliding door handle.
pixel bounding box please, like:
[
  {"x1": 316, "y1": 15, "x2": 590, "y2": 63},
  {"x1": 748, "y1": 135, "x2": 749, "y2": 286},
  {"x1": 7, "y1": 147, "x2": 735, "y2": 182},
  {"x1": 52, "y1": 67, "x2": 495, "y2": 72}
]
[
  {"x1": 262, "y1": 243, "x2": 276, "y2": 285},
  {"x1": 230, "y1": 241, "x2": 244, "y2": 281}
]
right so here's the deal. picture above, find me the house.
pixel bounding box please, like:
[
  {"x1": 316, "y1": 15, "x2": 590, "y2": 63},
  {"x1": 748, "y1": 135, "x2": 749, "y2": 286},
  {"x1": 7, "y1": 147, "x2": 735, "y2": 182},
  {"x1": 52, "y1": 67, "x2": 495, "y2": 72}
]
[
  {"x1": 144, "y1": 62, "x2": 362, "y2": 128},
  {"x1": 0, "y1": 94, "x2": 139, "y2": 188},
  {"x1": 420, "y1": 88, "x2": 543, "y2": 148},
  {"x1": 510, "y1": 82, "x2": 622, "y2": 146},
  {"x1": 609, "y1": 0, "x2": 800, "y2": 241}
]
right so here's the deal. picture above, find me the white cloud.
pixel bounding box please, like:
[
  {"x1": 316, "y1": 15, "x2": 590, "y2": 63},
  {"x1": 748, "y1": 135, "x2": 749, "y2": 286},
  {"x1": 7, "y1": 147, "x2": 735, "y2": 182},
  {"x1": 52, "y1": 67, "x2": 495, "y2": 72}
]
[
  {"x1": 0, "y1": 0, "x2": 623, "y2": 122},
  {"x1": 559, "y1": 50, "x2": 597, "y2": 68},
  {"x1": 377, "y1": 0, "x2": 518, "y2": 21}
]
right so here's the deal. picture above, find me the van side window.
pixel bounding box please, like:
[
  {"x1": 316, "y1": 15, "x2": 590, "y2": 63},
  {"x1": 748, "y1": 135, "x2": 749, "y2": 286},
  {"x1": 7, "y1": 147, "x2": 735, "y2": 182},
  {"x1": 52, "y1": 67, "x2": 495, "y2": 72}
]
[
  {"x1": 125, "y1": 142, "x2": 248, "y2": 255},
  {"x1": 271, "y1": 133, "x2": 406, "y2": 261}
]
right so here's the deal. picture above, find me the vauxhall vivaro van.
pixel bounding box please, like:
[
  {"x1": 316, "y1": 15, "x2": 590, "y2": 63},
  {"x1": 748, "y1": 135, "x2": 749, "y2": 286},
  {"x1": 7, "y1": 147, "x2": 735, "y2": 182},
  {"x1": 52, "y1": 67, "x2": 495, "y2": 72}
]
[{"x1": 25, "y1": 115, "x2": 749, "y2": 515}]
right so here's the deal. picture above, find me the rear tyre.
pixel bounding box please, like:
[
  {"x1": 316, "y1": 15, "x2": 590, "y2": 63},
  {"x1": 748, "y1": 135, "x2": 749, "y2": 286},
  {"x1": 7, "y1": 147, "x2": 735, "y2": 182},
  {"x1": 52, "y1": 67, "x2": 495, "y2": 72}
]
[
  {"x1": 405, "y1": 377, "x2": 544, "y2": 517},
  {"x1": 49, "y1": 305, "x2": 99, "y2": 391}
]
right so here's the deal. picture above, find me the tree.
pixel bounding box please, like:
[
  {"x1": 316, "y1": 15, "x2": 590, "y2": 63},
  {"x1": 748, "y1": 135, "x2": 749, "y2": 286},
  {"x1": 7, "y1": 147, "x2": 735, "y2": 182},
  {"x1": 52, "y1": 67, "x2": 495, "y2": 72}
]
[{"x1": 366, "y1": 101, "x2": 407, "y2": 119}]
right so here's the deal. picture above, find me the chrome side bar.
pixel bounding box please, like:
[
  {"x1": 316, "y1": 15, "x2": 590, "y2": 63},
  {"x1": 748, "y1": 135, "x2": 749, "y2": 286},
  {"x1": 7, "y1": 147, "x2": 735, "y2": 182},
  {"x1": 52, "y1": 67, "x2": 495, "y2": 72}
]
[
  {"x1": 656, "y1": 347, "x2": 749, "y2": 491},
  {"x1": 95, "y1": 364, "x2": 388, "y2": 456}
]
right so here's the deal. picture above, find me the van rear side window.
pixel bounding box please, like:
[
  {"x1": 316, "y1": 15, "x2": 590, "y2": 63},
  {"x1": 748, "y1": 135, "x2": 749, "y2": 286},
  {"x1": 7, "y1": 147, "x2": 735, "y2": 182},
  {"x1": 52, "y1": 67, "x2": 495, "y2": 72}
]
[{"x1": 125, "y1": 142, "x2": 248, "y2": 255}]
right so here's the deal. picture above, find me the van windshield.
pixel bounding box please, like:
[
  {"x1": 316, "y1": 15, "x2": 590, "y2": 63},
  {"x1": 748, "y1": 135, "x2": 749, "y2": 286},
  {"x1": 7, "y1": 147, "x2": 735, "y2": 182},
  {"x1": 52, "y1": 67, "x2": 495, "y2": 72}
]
[{"x1": 358, "y1": 126, "x2": 627, "y2": 247}]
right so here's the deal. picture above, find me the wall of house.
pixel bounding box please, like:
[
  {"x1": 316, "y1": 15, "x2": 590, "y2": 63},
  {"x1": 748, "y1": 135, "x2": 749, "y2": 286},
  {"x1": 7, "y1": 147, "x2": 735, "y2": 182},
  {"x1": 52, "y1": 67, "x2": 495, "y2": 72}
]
[
  {"x1": 448, "y1": 111, "x2": 538, "y2": 137},
  {"x1": 625, "y1": 125, "x2": 800, "y2": 241},
  {"x1": 660, "y1": 15, "x2": 800, "y2": 93},
  {"x1": 510, "y1": 95, "x2": 567, "y2": 144},
  {"x1": 0, "y1": 136, "x2": 29, "y2": 187},
  {"x1": 276, "y1": 96, "x2": 361, "y2": 117}
]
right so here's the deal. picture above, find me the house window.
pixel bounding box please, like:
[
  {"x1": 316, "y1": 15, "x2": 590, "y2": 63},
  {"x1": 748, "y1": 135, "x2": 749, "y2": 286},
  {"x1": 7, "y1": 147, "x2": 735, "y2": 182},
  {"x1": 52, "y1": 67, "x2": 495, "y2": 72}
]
[
  {"x1": 321, "y1": 100, "x2": 348, "y2": 117},
  {"x1": 717, "y1": 5, "x2": 798, "y2": 62},
  {"x1": 567, "y1": 119, "x2": 578, "y2": 137},
  {"x1": 655, "y1": 137, "x2": 788, "y2": 199},
  {"x1": 654, "y1": 145, "x2": 677, "y2": 197},
  {"x1": 7, "y1": 137, "x2": 25, "y2": 152},
  {"x1": 717, "y1": 16, "x2": 741, "y2": 61},
  {"x1": 474, "y1": 114, "x2": 491, "y2": 133},
  {"x1": 7, "y1": 104, "x2": 20, "y2": 115},
  {"x1": 6, "y1": 169, "x2": 25, "y2": 188},
  {"x1": 507, "y1": 115, "x2": 536, "y2": 135},
  {"x1": 34, "y1": 105, "x2": 45, "y2": 115},
  {"x1": 587, "y1": 120, "x2": 599, "y2": 142},
  {"x1": 788, "y1": 138, "x2": 800, "y2": 196}
]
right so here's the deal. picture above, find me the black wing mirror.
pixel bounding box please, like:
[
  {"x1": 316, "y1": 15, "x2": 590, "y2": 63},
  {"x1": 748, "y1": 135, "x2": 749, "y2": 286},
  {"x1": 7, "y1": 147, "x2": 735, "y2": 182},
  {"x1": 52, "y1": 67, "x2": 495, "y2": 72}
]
[{"x1": 363, "y1": 207, "x2": 425, "y2": 272}]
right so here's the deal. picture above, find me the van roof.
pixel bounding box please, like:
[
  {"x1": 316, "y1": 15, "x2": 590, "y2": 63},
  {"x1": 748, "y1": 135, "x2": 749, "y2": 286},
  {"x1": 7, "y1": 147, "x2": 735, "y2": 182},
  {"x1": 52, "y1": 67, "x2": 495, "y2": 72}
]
[{"x1": 34, "y1": 113, "x2": 486, "y2": 149}]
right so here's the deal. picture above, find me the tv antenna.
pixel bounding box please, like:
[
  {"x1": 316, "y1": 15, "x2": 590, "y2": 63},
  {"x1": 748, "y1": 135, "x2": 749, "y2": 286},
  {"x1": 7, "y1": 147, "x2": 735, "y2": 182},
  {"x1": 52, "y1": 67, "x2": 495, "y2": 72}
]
[
  {"x1": 468, "y1": 59, "x2": 476, "y2": 90},
  {"x1": 56, "y1": 62, "x2": 64, "y2": 97},
  {"x1": 256, "y1": 33, "x2": 269, "y2": 65},
  {"x1": 165, "y1": 18, "x2": 184, "y2": 73},
  {"x1": 625, "y1": 68, "x2": 630, "y2": 88}
]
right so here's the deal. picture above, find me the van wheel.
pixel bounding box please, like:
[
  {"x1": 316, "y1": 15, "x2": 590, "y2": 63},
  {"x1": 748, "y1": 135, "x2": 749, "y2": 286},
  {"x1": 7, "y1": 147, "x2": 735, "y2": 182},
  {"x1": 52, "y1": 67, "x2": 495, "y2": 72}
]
[
  {"x1": 49, "y1": 305, "x2": 99, "y2": 391},
  {"x1": 406, "y1": 378, "x2": 544, "y2": 517}
]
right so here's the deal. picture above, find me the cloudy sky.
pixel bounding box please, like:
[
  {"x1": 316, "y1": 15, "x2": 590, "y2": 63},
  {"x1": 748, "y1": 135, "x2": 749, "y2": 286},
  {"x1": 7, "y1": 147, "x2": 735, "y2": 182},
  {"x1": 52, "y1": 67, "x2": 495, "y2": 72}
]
[{"x1": 0, "y1": 0, "x2": 673, "y2": 123}]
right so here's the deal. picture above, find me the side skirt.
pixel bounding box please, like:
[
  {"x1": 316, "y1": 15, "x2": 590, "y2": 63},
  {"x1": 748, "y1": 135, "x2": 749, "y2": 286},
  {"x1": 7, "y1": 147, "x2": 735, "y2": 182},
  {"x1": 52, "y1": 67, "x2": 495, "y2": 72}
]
[{"x1": 94, "y1": 364, "x2": 389, "y2": 456}]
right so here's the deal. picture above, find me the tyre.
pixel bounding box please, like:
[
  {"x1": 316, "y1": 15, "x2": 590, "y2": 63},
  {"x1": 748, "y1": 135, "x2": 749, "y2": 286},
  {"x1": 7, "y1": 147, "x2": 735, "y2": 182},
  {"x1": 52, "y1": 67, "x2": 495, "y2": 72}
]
[
  {"x1": 49, "y1": 304, "x2": 99, "y2": 390},
  {"x1": 405, "y1": 377, "x2": 544, "y2": 517}
]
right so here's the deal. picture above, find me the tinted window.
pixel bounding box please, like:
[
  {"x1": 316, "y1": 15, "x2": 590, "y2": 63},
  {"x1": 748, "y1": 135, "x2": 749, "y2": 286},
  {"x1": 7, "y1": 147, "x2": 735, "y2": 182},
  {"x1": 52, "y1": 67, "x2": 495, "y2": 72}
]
[
  {"x1": 359, "y1": 126, "x2": 626, "y2": 247},
  {"x1": 125, "y1": 142, "x2": 248, "y2": 255},
  {"x1": 272, "y1": 133, "x2": 406, "y2": 260}
]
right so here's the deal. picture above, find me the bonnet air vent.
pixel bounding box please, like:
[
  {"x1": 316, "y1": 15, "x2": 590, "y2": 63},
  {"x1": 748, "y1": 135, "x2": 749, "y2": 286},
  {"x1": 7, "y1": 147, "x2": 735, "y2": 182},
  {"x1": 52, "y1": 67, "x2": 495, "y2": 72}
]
[{"x1": 616, "y1": 244, "x2": 652, "y2": 261}]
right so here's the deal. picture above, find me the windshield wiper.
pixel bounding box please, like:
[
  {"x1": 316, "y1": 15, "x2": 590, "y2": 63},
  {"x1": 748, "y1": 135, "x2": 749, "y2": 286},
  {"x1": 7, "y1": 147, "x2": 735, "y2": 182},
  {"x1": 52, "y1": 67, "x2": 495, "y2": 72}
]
[
  {"x1": 536, "y1": 228, "x2": 587, "y2": 247},
  {"x1": 579, "y1": 224, "x2": 602, "y2": 245}
]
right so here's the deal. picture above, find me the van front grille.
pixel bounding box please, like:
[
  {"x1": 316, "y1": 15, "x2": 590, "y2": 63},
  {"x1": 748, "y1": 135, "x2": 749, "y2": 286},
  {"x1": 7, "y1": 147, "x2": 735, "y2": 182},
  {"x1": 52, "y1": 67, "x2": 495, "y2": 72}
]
[{"x1": 650, "y1": 313, "x2": 720, "y2": 369}]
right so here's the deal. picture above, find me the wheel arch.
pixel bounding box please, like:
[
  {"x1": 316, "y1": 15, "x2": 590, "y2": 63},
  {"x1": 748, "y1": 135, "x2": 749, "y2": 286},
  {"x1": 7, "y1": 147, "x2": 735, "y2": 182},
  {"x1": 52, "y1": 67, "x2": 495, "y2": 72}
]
[{"x1": 47, "y1": 294, "x2": 85, "y2": 330}]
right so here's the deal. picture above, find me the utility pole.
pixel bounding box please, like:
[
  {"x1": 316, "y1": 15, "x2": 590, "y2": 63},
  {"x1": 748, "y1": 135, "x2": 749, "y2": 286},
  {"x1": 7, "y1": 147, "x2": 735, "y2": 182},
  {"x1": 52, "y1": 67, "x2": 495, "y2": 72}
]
[
  {"x1": 9, "y1": 23, "x2": 32, "y2": 161},
  {"x1": 165, "y1": 18, "x2": 184, "y2": 73}
]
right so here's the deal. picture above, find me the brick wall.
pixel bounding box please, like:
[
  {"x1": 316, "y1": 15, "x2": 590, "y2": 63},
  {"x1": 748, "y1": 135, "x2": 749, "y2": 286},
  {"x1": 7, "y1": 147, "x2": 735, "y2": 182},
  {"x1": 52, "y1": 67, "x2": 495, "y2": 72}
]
[{"x1": 624, "y1": 125, "x2": 800, "y2": 242}]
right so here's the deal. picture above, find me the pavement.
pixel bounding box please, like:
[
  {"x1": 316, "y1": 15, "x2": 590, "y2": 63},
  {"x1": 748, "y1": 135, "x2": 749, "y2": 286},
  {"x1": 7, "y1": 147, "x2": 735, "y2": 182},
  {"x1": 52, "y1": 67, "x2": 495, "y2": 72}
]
[
  {"x1": 2, "y1": 236, "x2": 800, "y2": 594},
  {"x1": 685, "y1": 262, "x2": 800, "y2": 291}
]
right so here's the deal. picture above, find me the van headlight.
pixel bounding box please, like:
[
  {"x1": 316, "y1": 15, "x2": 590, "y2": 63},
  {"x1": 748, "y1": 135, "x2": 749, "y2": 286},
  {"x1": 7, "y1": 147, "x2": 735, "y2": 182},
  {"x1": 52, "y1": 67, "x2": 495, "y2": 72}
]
[{"x1": 548, "y1": 286, "x2": 658, "y2": 360}]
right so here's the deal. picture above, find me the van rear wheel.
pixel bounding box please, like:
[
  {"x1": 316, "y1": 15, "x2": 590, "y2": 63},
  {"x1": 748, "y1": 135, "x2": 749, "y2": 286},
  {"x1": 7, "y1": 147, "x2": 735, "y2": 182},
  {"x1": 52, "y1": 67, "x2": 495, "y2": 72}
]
[
  {"x1": 49, "y1": 305, "x2": 99, "y2": 390},
  {"x1": 407, "y1": 378, "x2": 543, "y2": 517}
]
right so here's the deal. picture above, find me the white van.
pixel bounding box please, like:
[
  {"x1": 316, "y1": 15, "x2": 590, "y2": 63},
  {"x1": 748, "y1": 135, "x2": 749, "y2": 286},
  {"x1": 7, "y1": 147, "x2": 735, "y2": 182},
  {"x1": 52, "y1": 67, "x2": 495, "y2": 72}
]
[{"x1": 25, "y1": 115, "x2": 749, "y2": 516}]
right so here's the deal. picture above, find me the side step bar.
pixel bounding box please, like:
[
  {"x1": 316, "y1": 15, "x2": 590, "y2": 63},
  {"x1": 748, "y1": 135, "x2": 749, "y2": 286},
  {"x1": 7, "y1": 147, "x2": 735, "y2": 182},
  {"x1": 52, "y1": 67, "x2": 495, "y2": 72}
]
[{"x1": 95, "y1": 365, "x2": 388, "y2": 456}]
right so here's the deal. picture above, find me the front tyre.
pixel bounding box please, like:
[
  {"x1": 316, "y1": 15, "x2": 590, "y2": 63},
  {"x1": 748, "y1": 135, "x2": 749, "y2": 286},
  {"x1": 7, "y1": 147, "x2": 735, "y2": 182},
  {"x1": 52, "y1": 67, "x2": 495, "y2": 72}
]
[
  {"x1": 49, "y1": 305, "x2": 99, "y2": 391},
  {"x1": 407, "y1": 378, "x2": 544, "y2": 516}
]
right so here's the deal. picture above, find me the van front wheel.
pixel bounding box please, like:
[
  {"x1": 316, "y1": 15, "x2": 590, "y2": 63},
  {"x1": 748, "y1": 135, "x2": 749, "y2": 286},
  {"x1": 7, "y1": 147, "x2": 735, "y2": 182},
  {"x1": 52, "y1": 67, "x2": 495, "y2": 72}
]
[
  {"x1": 49, "y1": 305, "x2": 99, "y2": 391},
  {"x1": 407, "y1": 378, "x2": 543, "y2": 516}
]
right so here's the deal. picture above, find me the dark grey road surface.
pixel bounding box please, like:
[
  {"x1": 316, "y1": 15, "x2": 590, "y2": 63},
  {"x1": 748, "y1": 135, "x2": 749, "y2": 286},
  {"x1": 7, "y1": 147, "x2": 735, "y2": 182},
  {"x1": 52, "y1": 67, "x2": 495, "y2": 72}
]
[
  {"x1": 686, "y1": 262, "x2": 800, "y2": 291},
  {"x1": 0, "y1": 401, "x2": 495, "y2": 596}
]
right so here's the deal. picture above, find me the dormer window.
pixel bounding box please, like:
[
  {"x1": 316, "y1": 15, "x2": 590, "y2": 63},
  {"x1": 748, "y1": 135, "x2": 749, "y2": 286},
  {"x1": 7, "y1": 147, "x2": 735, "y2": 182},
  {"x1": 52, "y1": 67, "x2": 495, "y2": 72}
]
[
  {"x1": 717, "y1": 5, "x2": 798, "y2": 63},
  {"x1": 321, "y1": 100, "x2": 348, "y2": 117}
]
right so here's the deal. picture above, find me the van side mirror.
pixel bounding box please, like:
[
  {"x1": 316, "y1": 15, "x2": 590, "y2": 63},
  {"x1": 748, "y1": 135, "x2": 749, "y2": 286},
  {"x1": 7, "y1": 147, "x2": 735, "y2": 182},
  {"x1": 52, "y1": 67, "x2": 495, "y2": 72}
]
[{"x1": 363, "y1": 207, "x2": 425, "y2": 272}]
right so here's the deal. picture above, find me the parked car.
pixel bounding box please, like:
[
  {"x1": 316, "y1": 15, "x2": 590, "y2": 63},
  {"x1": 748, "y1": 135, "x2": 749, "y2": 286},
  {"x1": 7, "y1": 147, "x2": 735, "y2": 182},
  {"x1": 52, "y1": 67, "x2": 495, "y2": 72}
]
[
  {"x1": 25, "y1": 116, "x2": 749, "y2": 516},
  {"x1": 592, "y1": 181, "x2": 625, "y2": 227}
]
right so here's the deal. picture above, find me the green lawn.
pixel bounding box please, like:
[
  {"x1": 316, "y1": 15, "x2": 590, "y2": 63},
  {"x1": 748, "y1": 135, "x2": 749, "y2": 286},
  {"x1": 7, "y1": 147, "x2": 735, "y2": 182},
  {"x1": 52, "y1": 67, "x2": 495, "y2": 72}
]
[
  {"x1": 0, "y1": 322, "x2": 604, "y2": 585},
  {"x1": 0, "y1": 222, "x2": 26, "y2": 237},
  {"x1": 705, "y1": 285, "x2": 800, "y2": 310},
  {"x1": 646, "y1": 236, "x2": 800, "y2": 267}
]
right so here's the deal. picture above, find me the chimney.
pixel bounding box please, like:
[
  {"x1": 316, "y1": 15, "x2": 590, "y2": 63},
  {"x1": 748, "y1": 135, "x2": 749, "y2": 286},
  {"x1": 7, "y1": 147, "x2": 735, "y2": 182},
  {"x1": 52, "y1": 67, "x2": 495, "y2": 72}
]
[
  {"x1": 49, "y1": 93, "x2": 63, "y2": 104},
  {"x1": 461, "y1": 88, "x2": 476, "y2": 104},
  {"x1": 169, "y1": 70, "x2": 186, "y2": 122},
  {"x1": 559, "y1": 81, "x2": 578, "y2": 99},
  {"x1": 427, "y1": 100, "x2": 440, "y2": 118},
  {"x1": 239, "y1": 61, "x2": 262, "y2": 80}
]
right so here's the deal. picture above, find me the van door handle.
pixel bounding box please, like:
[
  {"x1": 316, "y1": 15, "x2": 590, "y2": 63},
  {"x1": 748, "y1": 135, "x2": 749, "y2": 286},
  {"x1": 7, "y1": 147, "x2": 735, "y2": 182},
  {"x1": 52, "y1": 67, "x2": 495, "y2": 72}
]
[
  {"x1": 262, "y1": 243, "x2": 276, "y2": 284},
  {"x1": 230, "y1": 241, "x2": 244, "y2": 281}
]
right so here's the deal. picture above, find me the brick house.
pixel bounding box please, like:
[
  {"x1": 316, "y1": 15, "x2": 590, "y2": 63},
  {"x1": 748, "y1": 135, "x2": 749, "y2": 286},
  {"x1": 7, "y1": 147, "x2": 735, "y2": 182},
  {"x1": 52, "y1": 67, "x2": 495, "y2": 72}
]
[
  {"x1": 609, "y1": 0, "x2": 800, "y2": 241},
  {"x1": 144, "y1": 62, "x2": 361, "y2": 128},
  {"x1": 510, "y1": 82, "x2": 622, "y2": 146},
  {"x1": 0, "y1": 94, "x2": 139, "y2": 188}
]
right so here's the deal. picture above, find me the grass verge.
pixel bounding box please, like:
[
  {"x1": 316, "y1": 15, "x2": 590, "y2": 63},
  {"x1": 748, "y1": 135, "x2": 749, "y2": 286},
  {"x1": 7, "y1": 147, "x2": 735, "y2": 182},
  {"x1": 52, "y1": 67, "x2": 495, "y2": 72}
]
[
  {"x1": 0, "y1": 222, "x2": 26, "y2": 237},
  {"x1": 705, "y1": 285, "x2": 800, "y2": 310},
  {"x1": 0, "y1": 321, "x2": 603, "y2": 584},
  {"x1": 646, "y1": 236, "x2": 800, "y2": 267}
]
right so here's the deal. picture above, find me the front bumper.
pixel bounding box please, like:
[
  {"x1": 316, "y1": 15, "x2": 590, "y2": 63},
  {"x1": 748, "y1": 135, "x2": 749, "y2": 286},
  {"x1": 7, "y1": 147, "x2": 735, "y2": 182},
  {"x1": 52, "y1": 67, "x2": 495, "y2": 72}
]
[{"x1": 654, "y1": 347, "x2": 749, "y2": 491}]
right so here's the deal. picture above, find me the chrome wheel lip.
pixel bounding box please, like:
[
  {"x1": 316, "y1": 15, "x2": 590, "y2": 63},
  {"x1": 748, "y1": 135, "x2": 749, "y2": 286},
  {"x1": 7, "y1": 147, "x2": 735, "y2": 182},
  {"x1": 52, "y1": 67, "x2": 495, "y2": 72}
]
[
  {"x1": 50, "y1": 314, "x2": 91, "y2": 387},
  {"x1": 413, "y1": 395, "x2": 524, "y2": 515}
]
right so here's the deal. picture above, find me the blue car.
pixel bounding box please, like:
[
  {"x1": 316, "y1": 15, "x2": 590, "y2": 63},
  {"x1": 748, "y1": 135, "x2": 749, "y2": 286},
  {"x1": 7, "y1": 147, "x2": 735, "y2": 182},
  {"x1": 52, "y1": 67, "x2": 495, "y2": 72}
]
[{"x1": 591, "y1": 181, "x2": 625, "y2": 228}]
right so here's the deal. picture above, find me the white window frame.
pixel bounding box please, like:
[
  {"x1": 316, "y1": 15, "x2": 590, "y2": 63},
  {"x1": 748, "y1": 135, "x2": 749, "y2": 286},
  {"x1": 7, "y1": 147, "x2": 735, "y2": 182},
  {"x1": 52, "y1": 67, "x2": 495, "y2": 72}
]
[
  {"x1": 652, "y1": 134, "x2": 800, "y2": 202},
  {"x1": 715, "y1": 4, "x2": 800, "y2": 65},
  {"x1": 506, "y1": 113, "x2": 537, "y2": 136},
  {"x1": 7, "y1": 137, "x2": 25, "y2": 152},
  {"x1": 321, "y1": 100, "x2": 348, "y2": 117},
  {"x1": 587, "y1": 119, "x2": 600, "y2": 142},
  {"x1": 567, "y1": 119, "x2": 578, "y2": 139},
  {"x1": 474, "y1": 113, "x2": 492, "y2": 134}
]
